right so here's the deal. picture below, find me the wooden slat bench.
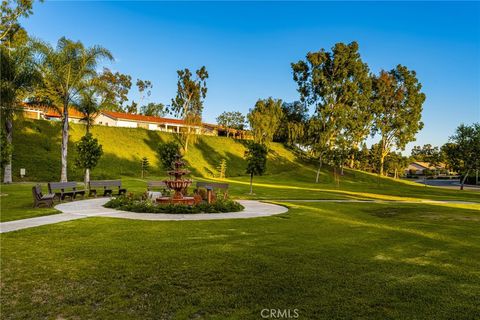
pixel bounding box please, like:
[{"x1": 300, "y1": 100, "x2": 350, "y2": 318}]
[
  {"x1": 146, "y1": 181, "x2": 170, "y2": 200},
  {"x1": 48, "y1": 181, "x2": 86, "y2": 201},
  {"x1": 32, "y1": 184, "x2": 55, "y2": 208},
  {"x1": 147, "y1": 181, "x2": 169, "y2": 193},
  {"x1": 89, "y1": 180, "x2": 127, "y2": 197},
  {"x1": 195, "y1": 182, "x2": 229, "y2": 203}
]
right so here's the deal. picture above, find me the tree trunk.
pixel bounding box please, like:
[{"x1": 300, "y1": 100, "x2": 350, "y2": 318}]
[
  {"x1": 315, "y1": 154, "x2": 323, "y2": 183},
  {"x1": 460, "y1": 170, "x2": 470, "y2": 190},
  {"x1": 379, "y1": 154, "x2": 385, "y2": 176},
  {"x1": 84, "y1": 168, "x2": 90, "y2": 189},
  {"x1": 184, "y1": 132, "x2": 189, "y2": 153},
  {"x1": 349, "y1": 143, "x2": 358, "y2": 169},
  {"x1": 3, "y1": 118, "x2": 13, "y2": 183},
  {"x1": 60, "y1": 106, "x2": 69, "y2": 182},
  {"x1": 249, "y1": 173, "x2": 253, "y2": 194}
]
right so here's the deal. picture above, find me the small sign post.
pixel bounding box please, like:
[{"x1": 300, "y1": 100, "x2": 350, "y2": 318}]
[{"x1": 20, "y1": 168, "x2": 26, "y2": 178}]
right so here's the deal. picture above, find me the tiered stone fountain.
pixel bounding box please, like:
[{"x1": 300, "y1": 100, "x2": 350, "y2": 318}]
[{"x1": 156, "y1": 154, "x2": 196, "y2": 205}]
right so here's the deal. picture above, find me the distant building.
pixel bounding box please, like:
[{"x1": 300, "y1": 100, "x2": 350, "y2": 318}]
[
  {"x1": 17, "y1": 104, "x2": 250, "y2": 138},
  {"x1": 94, "y1": 111, "x2": 208, "y2": 134},
  {"x1": 19, "y1": 104, "x2": 84, "y2": 123},
  {"x1": 405, "y1": 161, "x2": 449, "y2": 176}
]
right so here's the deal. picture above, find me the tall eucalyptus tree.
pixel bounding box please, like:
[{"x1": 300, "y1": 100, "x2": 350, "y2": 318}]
[
  {"x1": 171, "y1": 66, "x2": 208, "y2": 152},
  {"x1": 292, "y1": 41, "x2": 371, "y2": 182},
  {"x1": 372, "y1": 65, "x2": 425, "y2": 175}
]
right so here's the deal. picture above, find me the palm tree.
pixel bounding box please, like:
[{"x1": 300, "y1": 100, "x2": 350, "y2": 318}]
[
  {"x1": 35, "y1": 37, "x2": 113, "y2": 182},
  {"x1": 0, "y1": 41, "x2": 39, "y2": 183},
  {"x1": 74, "y1": 87, "x2": 103, "y2": 134},
  {"x1": 73, "y1": 87, "x2": 106, "y2": 187}
]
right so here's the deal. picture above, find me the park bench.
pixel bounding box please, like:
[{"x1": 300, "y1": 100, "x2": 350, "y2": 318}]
[
  {"x1": 89, "y1": 180, "x2": 127, "y2": 197},
  {"x1": 195, "y1": 182, "x2": 229, "y2": 204},
  {"x1": 48, "y1": 181, "x2": 86, "y2": 201},
  {"x1": 147, "y1": 181, "x2": 169, "y2": 192},
  {"x1": 32, "y1": 184, "x2": 55, "y2": 208},
  {"x1": 146, "y1": 181, "x2": 170, "y2": 200}
]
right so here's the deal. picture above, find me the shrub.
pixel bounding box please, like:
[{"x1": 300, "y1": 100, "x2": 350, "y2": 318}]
[
  {"x1": 158, "y1": 141, "x2": 181, "y2": 169},
  {"x1": 104, "y1": 194, "x2": 244, "y2": 214}
]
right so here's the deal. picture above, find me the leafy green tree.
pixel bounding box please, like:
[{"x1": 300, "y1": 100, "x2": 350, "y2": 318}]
[
  {"x1": 35, "y1": 37, "x2": 113, "y2": 182},
  {"x1": 344, "y1": 91, "x2": 374, "y2": 168},
  {"x1": 245, "y1": 142, "x2": 268, "y2": 194},
  {"x1": 141, "y1": 157, "x2": 150, "y2": 178},
  {"x1": 326, "y1": 134, "x2": 350, "y2": 176},
  {"x1": 248, "y1": 98, "x2": 283, "y2": 144},
  {"x1": 372, "y1": 65, "x2": 425, "y2": 176},
  {"x1": 442, "y1": 123, "x2": 480, "y2": 190},
  {"x1": 0, "y1": 0, "x2": 42, "y2": 40},
  {"x1": 0, "y1": 130, "x2": 13, "y2": 171},
  {"x1": 384, "y1": 152, "x2": 409, "y2": 178},
  {"x1": 74, "y1": 88, "x2": 103, "y2": 134},
  {"x1": 274, "y1": 101, "x2": 308, "y2": 145},
  {"x1": 136, "y1": 79, "x2": 152, "y2": 105},
  {"x1": 411, "y1": 144, "x2": 443, "y2": 175},
  {"x1": 72, "y1": 86, "x2": 108, "y2": 186},
  {"x1": 216, "y1": 111, "x2": 245, "y2": 137},
  {"x1": 75, "y1": 133, "x2": 103, "y2": 187},
  {"x1": 0, "y1": 39, "x2": 39, "y2": 183},
  {"x1": 98, "y1": 68, "x2": 132, "y2": 111},
  {"x1": 356, "y1": 143, "x2": 372, "y2": 171},
  {"x1": 158, "y1": 141, "x2": 181, "y2": 170},
  {"x1": 125, "y1": 101, "x2": 138, "y2": 114},
  {"x1": 171, "y1": 66, "x2": 208, "y2": 152},
  {"x1": 140, "y1": 102, "x2": 167, "y2": 117},
  {"x1": 411, "y1": 144, "x2": 442, "y2": 164},
  {"x1": 292, "y1": 41, "x2": 371, "y2": 182}
]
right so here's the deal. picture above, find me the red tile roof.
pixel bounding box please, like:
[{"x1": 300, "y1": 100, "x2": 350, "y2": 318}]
[
  {"x1": 101, "y1": 111, "x2": 186, "y2": 125},
  {"x1": 20, "y1": 104, "x2": 85, "y2": 119}
]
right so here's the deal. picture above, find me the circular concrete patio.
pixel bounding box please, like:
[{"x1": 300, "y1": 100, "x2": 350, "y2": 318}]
[{"x1": 55, "y1": 198, "x2": 288, "y2": 221}]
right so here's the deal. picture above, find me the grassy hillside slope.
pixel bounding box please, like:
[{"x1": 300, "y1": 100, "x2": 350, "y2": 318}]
[
  {"x1": 11, "y1": 119, "x2": 300, "y2": 182},
  {"x1": 8, "y1": 119, "x2": 479, "y2": 204}
]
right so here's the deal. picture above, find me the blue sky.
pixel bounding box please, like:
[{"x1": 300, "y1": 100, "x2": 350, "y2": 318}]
[{"x1": 23, "y1": 1, "x2": 480, "y2": 152}]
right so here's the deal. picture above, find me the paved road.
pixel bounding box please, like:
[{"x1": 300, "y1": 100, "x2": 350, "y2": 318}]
[{"x1": 413, "y1": 179, "x2": 480, "y2": 191}]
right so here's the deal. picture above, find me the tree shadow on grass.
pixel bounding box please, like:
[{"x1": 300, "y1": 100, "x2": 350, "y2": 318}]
[{"x1": 195, "y1": 138, "x2": 246, "y2": 178}]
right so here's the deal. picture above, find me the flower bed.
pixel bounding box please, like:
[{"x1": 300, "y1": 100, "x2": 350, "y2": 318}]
[{"x1": 104, "y1": 194, "x2": 244, "y2": 214}]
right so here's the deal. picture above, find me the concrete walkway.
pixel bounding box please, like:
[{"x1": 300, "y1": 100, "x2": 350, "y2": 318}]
[
  {"x1": 2, "y1": 197, "x2": 477, "y2": 234},
  {"x1": 0, "y1": 199, "x2": 288, "y2": 234}
]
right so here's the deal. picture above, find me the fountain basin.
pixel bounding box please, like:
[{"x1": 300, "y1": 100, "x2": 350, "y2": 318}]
[{"x1": 156, "y1": 196, "x2": 196, "y2": 205}]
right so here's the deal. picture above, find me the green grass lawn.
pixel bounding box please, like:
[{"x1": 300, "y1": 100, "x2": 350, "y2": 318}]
[
  {"x1": 1, "y1": 167, "x2": 479, "y2": 222},
  {"x1": 2, "y1": 170, "x2": 479, "y2": 222},
  {"x1": 0, "y1": 183, "x2": 59, "y2": 222},
  {"x1": 2, "y1": 119, "x2": 480, "y2": 318},
  {"x1": 1, "y1": 201, "x2": 479, "y2": 319}
]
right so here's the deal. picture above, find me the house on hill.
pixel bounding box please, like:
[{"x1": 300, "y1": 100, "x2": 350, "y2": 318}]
[
  {"x1": 17, "y1": 104, "x2": 229, "y2": 136},
  {"x1": 94, "y1": 111, "x2": 210, "y2": 134},
  {"x1": 19, "y1": 104, "x2": 85, "y2": 123},
  {"x1": 405, "y1": 161, "x2": 448, "y2": 176}
]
